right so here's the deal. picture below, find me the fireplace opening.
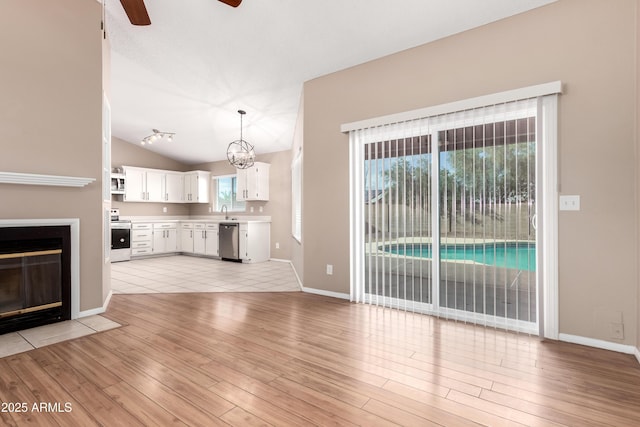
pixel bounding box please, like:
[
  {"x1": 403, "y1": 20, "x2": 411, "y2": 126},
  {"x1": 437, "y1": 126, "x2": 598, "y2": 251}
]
[{"x1": 0, "y1": 226, "x2": 71, "y2": 334}]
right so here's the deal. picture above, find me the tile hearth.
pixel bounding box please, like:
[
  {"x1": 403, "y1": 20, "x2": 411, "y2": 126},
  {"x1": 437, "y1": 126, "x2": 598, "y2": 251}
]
[{"x1": 0, "y1": 315, "x2": 120, "y2": 358}]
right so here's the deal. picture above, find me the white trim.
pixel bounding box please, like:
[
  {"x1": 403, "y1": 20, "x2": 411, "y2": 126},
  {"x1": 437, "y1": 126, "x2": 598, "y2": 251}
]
[
  {"x1": 302, "y1": 287, "x2": 350, "y2": 300},
  {"x1": 79, "y1": 290, "x2": 113, "y2": 317},
  {"x1": 341, "y1": 81, "x2": 562, "y2": 132},
  {"x1": 540, "y1": 95, "x2": 559, "y2": 339},
  {"x1": 0, "y1": 218, "x2": 81, "y2": 319},
  {"x1": 269, "y1": 258, "x2": 304, "y2": 291},
  {"x1": 559, "y1": 333, "x2": 637, "y2": 355},
  {"x1": 349, "y1": 131, "x2": 364, "y2": 303},
  {"x1": 0, "y1": 171, "x2": 95, "y2": 187},
  {"x1": 269, "y1": 258, "x2": 291, "y2": 263},
  {"x1": 635, "y1": 347, "x2": 640, "y2": 365}
]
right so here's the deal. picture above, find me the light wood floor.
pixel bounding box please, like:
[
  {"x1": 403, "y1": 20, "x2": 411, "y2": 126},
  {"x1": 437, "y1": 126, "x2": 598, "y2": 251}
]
[{"x1": 1, "y1": 292, "x2": 639, "y2": 426}]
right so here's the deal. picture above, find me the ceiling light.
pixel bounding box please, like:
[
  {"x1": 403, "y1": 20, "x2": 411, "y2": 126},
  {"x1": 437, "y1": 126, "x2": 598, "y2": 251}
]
[
  {"x1": 227, "y1": 110, "x2": 255, "y2": 169},
  {"x1": 140, "y1": 128, "x2": 176, "y2": 145}
]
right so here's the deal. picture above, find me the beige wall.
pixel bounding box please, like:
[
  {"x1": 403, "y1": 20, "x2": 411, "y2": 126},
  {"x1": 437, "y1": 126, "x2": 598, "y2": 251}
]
[
  {"x1": 637, "y1": 0, "x2": 640, "y2": 358},
  {"x1": 111, "y1": 137, "x2": 191, "y2": 216},
  {"x1": 303, "y1": 0, "x2": 639, "y2": 345},
  {"x1": 190, "y1": 149, "x2": 293, "y2": 260},
  {"x1": 0, "y1": 0, "x2": 105, "y2": 311}
]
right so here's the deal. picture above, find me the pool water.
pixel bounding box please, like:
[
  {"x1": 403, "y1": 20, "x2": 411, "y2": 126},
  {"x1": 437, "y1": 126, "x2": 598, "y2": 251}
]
[{"x1": 383, "y1": 242, "x2": 536, "y2": 271}]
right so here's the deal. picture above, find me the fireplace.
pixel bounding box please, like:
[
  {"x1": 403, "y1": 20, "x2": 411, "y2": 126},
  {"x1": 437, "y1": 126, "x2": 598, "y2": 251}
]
[{"x1": 0, "y1": 226, "x2": 71, "y2": 334}]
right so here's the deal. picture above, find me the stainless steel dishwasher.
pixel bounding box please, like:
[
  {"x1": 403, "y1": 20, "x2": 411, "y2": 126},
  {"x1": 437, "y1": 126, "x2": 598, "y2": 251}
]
[{"x1": 219, "y1": 223, "x2": 240, "y2": 261}]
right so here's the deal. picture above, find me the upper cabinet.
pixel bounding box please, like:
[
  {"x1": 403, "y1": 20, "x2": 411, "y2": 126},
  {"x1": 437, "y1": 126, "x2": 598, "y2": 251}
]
[
  {"x1": 165, "y1": 172, "x2": 184, "y2": 203},
  {"x1": 123, "y1": 166, "x2": 163, "y2": 202},
  {"x1": 121, "y1": 166, "x2": 210, "y2": 204},
  {"x1": 236, "y1": 162, "x2": 270, "y2": 201},
  {"x1": 184, "y1": 171, "x2": 210, "y2": 203}
]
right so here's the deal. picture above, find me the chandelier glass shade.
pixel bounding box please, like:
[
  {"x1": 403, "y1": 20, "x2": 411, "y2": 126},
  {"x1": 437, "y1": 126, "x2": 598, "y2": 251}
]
[{"x1": 227, "y1": 110, "x2": 255, "y2": 169}]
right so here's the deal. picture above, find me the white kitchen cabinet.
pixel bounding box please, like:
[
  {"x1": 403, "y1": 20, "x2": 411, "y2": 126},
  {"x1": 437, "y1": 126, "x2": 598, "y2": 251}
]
[
  {"x1": 153, "y1": 223, "x2": 177, "y2": 254},
  {"x1": 236, "y1": 162, "x2": 270, "y2": 201},
  {"x1": 123, "y1": 166, "x2": 164, "y2": 202},
  {"x1": 193, "y1": 223, "x2": 206, "y2": 254},
  {"x1": 131, "y1": 223, "x2": 153, "y2": 257},
  {"x1": 205, "y1": 223, "x2": 219, "y2": 256},
  {"x1": 238, "y1": 222, "x2": 270, "y2": 263},
  {"x1": 180, "y1": 222, "x2": 194, "y2": 253},
  {"x1": 184, "y1": 171, "x2": 210, "y2": 203},
  {"x1": 193, "y1": 223, "x2": 219, "y2": 256},
  {"x1": 164, "y1": 172, "x2": 184, "y2": 203},
  {"x1": 122, "y1": 167, "x2": 210, "y2": 204}
]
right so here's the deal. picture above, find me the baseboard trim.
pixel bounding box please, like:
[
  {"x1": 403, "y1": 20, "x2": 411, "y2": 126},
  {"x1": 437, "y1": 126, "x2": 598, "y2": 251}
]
[
  {"x1": 558, "y1": 333, "x2": 636, "y2": 356},
  {"x1": 78, "y1": 290, "x2": 112, "y2": 318},
  {"x1": 302, "y1": 287, "x2": 350, "y2": 300},
  {"x1": 635, "y1": 347, "x2": 640, "y2": 365}
]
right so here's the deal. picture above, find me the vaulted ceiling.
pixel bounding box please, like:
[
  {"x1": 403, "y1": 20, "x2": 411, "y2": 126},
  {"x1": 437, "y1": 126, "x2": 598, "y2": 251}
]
[{"x1": 105, "y1": 0, "x2": 556, "y2": 165}]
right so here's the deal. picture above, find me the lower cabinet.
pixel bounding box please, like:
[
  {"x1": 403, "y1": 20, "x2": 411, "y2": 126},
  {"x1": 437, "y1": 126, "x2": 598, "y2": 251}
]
[
  {"x1": 131, "y1": 223, "x2": 153, "y2": 257},
  {"x1": 180, "y1": 223, "x2": 194, "y2": 253},
  {"x1": 153, "y1": 223, "x2": 177, "y2": 254},
  {"x1": 238, "y1": 222, "x2": 270, "y2": 263},
  {"x1": 194, "y1": 223, "x2": 219, "y2": 256},
  {"x1": 130, "y1": 220, "x2": 268, "y2": 262}
]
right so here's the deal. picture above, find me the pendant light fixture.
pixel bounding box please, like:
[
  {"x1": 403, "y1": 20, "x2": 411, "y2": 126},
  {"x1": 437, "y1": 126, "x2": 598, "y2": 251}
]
[{"x1": 227, "y1": 110, "x2": 255, "y2": 169}]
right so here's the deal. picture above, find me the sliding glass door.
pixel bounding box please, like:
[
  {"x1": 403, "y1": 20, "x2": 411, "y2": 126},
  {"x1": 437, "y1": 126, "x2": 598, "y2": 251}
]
[{"x1": 356, "y1": 98, "x2": 539, "y2": 333}]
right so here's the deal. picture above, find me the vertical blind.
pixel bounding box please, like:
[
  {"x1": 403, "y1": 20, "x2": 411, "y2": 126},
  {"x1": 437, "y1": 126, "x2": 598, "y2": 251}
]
[{"x1": 352, "y1": 98, "x2": 540, "y2": 333}]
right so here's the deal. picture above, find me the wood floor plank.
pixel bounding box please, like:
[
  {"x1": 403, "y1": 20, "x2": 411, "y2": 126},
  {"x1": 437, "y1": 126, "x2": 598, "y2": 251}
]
[
  {"x1": 2, "y1": 292, "x2": 640, "y2": 426},
  {"x1": 103, "y1": 381, "x2": 189, "y2": 427},
  {"x1": 105, "y1": 360, "x2": 232, "y2": 425},
  {"x1": 4, "y1": 353, "x2": 98, "y2": 427},
  {"x1": 219, "y1": 406, "x2": 273, "y2": 427}
]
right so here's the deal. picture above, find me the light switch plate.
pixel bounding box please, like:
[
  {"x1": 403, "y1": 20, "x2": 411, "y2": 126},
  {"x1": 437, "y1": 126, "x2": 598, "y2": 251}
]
[{"x1": 559, "y1": 195, "x2": 580, "y2": 211}]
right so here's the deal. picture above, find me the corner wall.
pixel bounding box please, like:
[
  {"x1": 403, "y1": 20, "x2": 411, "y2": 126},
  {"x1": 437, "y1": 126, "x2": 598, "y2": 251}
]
[
  {"x1": 303, "y1": 0, "x2": 638, "y2": 346},
  {"x1": 0, "y1": 0, "x2": 105, "y2": 312}
]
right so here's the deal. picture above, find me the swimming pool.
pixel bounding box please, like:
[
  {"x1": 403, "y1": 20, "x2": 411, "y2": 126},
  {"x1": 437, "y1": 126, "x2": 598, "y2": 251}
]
[{"x1": 382, "y1": 242, "x2": 536, "y2": 271}]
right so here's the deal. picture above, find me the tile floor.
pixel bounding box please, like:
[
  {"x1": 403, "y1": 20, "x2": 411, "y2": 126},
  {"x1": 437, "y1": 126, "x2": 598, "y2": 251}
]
[
  {"x1": 111, "y1": 255, "x2": 302, "y2": 294},
  {"x1": 1, "y1": 256, "x2": 299, "y2": 359},
  {"x1": 0, "y1": 315, "x2": 120, "y2": 358}
]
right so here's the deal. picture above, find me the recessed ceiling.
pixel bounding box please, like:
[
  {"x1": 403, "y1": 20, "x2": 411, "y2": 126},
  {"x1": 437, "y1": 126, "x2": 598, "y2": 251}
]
[{"x1": 105, "y1": 0, "x2": 556, "y2": 165}]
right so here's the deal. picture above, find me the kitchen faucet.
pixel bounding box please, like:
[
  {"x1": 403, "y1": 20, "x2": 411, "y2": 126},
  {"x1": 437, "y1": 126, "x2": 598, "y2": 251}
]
[{"x1": 221, "y1": 204, "x2": 228, "y2": 220}]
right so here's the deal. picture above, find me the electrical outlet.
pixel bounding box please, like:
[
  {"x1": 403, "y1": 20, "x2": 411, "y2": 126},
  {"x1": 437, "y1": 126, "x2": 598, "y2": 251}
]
[
  {"x1": 611, "y1": 323, "x2": 624, "y2": 340},
  {"x1": 162, "y1": 206, "x2": 167, "y2": 213},
  {"x1": 275, "y1": 242, "x2": 280, "y2": 249},
  {"x1": 259, "y1": 206, "x2": 263, "y2": 212},
  {"x1": 326, "y1": 264, "x2": 333, "y2": 275},
  {"x1": 559, "y1": 195, "x2": 580, "y2": 211},
  {"x1": 250, "y1": 206, "x2": 254, "y2": 213}
]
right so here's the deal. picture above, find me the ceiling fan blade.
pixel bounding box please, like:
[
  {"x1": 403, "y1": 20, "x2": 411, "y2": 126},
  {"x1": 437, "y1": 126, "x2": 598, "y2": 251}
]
[
  {"x1": 120, "y1": 0, "x2": 151, "y2": 25},
  {"x1": 218, "y1": 0, "x2": 242, "y2": 7}
]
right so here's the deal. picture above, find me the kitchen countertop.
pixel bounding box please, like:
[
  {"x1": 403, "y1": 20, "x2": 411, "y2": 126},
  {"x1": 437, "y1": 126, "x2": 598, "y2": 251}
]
[{"x1": 121, "y1": 215, "x2": 271, "y2": 224}]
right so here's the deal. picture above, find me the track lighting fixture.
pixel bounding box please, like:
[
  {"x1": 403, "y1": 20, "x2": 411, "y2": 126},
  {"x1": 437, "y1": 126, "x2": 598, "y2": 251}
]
[{"x1": 141, "y1": 129, "x2": 175, "y2": 145}]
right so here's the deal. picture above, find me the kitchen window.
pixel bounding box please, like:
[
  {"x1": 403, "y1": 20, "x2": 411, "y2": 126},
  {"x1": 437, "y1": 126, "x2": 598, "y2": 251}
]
[{"x1": 213, "y1": 175, "x2": 245, "y2": 212}]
